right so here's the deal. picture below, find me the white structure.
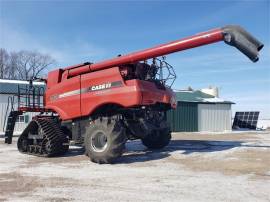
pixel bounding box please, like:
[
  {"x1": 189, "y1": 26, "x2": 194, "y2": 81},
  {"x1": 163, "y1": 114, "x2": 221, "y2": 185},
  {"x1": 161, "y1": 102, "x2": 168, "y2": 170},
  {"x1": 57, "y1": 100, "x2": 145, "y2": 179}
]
[
  {"x1": 200, "y1": 86, "x2": 219, "y2": 98},
  {"x1": 198, "y1": 103, "x2": 232, "y2": 132},
  {"x1": 0, "y1": 79, "x2": 44, "y2": 134}
]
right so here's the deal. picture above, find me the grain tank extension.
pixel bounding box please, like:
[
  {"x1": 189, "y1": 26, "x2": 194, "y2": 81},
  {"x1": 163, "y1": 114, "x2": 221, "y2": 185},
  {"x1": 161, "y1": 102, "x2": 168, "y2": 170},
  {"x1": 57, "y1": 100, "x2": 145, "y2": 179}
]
[{"x1": 4, "y1": 25, "x2": 263, "y2": 164}]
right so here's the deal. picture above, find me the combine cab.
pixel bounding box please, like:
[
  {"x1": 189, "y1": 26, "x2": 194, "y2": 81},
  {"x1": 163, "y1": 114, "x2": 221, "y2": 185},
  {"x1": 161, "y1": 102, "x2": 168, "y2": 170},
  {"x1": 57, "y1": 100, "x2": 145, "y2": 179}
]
[{"x1": 4, "y1": 25, "x2": 263, "y2": 164}]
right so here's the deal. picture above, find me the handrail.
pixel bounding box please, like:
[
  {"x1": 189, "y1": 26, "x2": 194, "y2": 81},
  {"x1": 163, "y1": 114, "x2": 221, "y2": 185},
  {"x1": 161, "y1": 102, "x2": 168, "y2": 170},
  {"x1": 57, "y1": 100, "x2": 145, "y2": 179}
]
[
  {"x1": 17, "y1": 84, "x2": 45, "y2": 109},
  {"x1": 3, "y1": 96, "x2": 15, "y2": 132}
]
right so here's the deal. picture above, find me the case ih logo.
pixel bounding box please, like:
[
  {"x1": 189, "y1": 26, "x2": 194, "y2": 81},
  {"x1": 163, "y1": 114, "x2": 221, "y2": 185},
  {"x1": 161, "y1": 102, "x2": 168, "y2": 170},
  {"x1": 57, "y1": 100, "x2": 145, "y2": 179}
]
[
  {"x1": 51, "y1": 81, "x2": 122, "y2": 101},
  {"x1": 90, "y1": 83, "x2": 112, "y2": 91},
  {"x1": 86, "y1": 81, "x2": 122, "y2": 92}
]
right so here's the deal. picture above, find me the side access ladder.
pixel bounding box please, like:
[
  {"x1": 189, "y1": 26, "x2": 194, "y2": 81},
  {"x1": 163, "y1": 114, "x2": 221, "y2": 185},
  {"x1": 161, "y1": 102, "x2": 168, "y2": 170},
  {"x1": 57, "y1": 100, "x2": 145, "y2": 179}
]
[
  {"x1": 4, "y1": 111, "x2": 22, "y2": 144},
  {"x1": 3, "y1": 81, "x2": 45, "y2": 144},
  {"x1": 3, "y1": 96, "x2": 22, "y2": 144}
]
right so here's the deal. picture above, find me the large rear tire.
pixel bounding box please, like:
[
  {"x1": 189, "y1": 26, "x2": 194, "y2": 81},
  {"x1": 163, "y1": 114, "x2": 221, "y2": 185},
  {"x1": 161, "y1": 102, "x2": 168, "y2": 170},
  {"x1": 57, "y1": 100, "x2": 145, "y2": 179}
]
[
  {"x1": 85, "y1": 117, "x2": 127, "y2": 164},
  {"x1": 141, "y1": 127, "x2": 171, "y2": 149}
]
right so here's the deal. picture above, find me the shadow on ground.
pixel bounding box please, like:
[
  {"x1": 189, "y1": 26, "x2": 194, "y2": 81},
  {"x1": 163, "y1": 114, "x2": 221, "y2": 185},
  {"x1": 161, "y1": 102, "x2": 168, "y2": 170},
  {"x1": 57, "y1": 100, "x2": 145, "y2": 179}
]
[
  {"x1": 115, "y1": 140, "x2": 243, "y2": 164},
  {"x1": 62, "y1": 146, "x2": 85, "y2": 157},
  {"x1": 116, "y1": 139, "x2": 270, "y2": 164},
  {"x1": 1, "y1": 136, "x2": 269, "y2": 164}
]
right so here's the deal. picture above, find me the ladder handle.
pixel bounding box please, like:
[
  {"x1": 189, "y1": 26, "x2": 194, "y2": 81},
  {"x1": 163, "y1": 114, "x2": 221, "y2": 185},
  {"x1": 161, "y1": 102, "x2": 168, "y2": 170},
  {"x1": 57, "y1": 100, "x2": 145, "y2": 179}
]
[{"x1": 3, "y1": 96, "x2": 15, "y2": 132}]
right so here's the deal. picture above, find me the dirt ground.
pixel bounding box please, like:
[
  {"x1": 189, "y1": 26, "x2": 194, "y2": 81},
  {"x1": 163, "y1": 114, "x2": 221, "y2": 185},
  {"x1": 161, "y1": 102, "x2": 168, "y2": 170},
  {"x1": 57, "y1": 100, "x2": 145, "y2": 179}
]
[{"x1": 0, "y1": 131, "x2": 270, "y2": 202}]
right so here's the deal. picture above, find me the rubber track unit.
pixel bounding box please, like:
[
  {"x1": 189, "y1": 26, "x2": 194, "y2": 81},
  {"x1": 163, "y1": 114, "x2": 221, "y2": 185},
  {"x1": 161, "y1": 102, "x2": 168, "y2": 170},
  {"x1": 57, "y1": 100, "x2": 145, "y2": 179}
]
[{"x1": 17, "y1": 118, "x2": 69, "y2": 157}]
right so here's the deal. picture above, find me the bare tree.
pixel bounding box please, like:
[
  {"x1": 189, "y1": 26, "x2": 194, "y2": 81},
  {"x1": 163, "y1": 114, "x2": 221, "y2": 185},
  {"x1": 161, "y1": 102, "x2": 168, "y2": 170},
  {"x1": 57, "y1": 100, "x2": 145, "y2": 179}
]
[
  {"x1": 7, "y1": 52, "x2": 19, "y2": 79},
  {"x1": 0, "y1": 48, "x2": 9, "y2": 78},
  {"x1": 16, "y1": 50, "x2": 56, "y2": 80},
  {"x1": 0, "y1": 49, "x2": 56, "y2": 80}
]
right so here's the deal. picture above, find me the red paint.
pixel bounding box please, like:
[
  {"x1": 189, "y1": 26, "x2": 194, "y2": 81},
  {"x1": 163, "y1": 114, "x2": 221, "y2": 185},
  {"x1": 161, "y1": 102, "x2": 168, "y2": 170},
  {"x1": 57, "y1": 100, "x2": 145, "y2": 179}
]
[
  {"x1": 66, "y1": 28, "x2": 223, "y2": 77},
  {"x1": 46, "y1": 75, "x2": 81, "y2": 120},
  {"x1": 18, "y1": 107, "x2": 48, "y2": 112},
  {"x1": 44, "y1": 28, "x2": 225, "y2": 120},
  {"x1": 45, "y1": 67, "x2": 175, "y2": 120}
]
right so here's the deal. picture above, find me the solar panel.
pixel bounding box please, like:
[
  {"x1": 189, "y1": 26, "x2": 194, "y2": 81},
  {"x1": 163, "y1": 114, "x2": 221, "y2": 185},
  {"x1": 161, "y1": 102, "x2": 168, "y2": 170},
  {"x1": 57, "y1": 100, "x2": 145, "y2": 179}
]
[{"x1": 232, "y1": 111, "x2": 259, "y2": 129}]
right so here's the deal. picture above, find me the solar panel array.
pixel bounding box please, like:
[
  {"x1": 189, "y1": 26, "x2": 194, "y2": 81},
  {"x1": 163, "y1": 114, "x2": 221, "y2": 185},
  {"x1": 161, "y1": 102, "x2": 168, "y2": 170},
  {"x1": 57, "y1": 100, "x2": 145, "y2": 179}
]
[{"x1": 232, "y1": 111, "x2": 259, "y2": 129}]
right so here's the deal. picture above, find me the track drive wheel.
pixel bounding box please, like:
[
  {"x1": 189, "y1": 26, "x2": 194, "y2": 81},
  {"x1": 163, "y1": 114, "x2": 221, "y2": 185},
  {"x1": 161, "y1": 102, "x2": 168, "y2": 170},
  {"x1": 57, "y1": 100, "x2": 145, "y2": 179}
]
[
  {"x1": 141, "y1": 127, "x2": 171, "y2": 149},
  {"x1": 85, "y1": 117, "x2": 127, "y2": 164}
]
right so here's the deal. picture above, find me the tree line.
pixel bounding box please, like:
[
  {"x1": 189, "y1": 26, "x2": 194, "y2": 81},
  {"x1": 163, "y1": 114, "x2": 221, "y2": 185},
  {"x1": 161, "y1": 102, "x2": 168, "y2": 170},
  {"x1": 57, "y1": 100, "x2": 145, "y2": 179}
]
[{"x1": 0, "y1": 48, "x2": 56, "y2": 80}]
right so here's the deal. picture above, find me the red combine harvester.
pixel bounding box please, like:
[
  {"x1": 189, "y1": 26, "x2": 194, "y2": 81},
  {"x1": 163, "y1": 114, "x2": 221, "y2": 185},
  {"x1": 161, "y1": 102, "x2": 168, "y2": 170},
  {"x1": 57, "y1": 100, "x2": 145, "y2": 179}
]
[{"x1": 4, "y1": 25, "x2": 263, "y2": 163}]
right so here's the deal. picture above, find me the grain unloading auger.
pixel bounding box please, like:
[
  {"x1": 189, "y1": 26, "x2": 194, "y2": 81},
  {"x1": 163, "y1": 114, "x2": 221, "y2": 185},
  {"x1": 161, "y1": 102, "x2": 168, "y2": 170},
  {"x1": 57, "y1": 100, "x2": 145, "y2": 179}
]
[
  {"x1": 65, "y1": 25, "x2": 263, "y2": 77},
  {"x1": 5, "y1": 25, "x2": 262, "y2": 164}
]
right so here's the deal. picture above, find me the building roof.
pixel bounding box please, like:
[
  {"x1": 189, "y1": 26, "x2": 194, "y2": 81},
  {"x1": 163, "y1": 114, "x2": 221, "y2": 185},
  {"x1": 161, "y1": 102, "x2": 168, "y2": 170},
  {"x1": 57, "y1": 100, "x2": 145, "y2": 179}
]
[
  {"x1": 175, "y1": 90, "x2": 234, "y2": 104},
  {"x1": 0, "y1": 79, "x2": 45, "y2": 95}
]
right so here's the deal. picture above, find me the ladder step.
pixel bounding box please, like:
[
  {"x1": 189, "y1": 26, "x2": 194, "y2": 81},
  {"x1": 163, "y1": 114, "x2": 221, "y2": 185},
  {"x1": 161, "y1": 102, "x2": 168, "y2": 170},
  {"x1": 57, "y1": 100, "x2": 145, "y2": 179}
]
[{"x1": 4, "y1": 110, "x2": 21, "y2": 144}]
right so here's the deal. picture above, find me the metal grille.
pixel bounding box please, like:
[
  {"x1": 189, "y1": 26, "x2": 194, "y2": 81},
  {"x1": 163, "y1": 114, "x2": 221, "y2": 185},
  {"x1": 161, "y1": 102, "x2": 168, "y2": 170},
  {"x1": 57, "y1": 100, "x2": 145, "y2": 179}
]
[{"x1": 18, "y1": 84, "x2": 44, "y2": 110}]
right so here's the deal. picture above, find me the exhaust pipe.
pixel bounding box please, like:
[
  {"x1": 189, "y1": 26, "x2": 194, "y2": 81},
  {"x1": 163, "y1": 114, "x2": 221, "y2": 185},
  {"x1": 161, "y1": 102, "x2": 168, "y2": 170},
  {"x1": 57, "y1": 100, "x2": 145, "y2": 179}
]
[{"x1": 222, "y1": 25, "x2": 264, "y2": 62}]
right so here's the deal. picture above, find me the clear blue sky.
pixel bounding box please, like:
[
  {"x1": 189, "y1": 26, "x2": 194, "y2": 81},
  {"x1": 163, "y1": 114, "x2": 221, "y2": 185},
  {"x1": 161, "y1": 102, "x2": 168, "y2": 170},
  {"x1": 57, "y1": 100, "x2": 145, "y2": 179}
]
[{"x1": 0, "y1": 0, "x2": 269, "y2": 118}]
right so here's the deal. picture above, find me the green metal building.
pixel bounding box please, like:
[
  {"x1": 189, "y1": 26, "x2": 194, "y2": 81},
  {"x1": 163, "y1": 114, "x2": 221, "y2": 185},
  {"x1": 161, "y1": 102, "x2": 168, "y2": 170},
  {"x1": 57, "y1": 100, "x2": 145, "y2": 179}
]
[{"x1": 167, "y1": 90, "x2": 234, "y2": 132}]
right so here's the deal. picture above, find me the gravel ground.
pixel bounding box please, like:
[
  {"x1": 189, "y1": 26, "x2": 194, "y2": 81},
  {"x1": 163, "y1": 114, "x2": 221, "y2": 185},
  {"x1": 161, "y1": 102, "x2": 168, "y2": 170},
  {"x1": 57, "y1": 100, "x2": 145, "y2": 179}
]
[{"x1": 0, "y1": 131, "x2": 270, "y2": 202}]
